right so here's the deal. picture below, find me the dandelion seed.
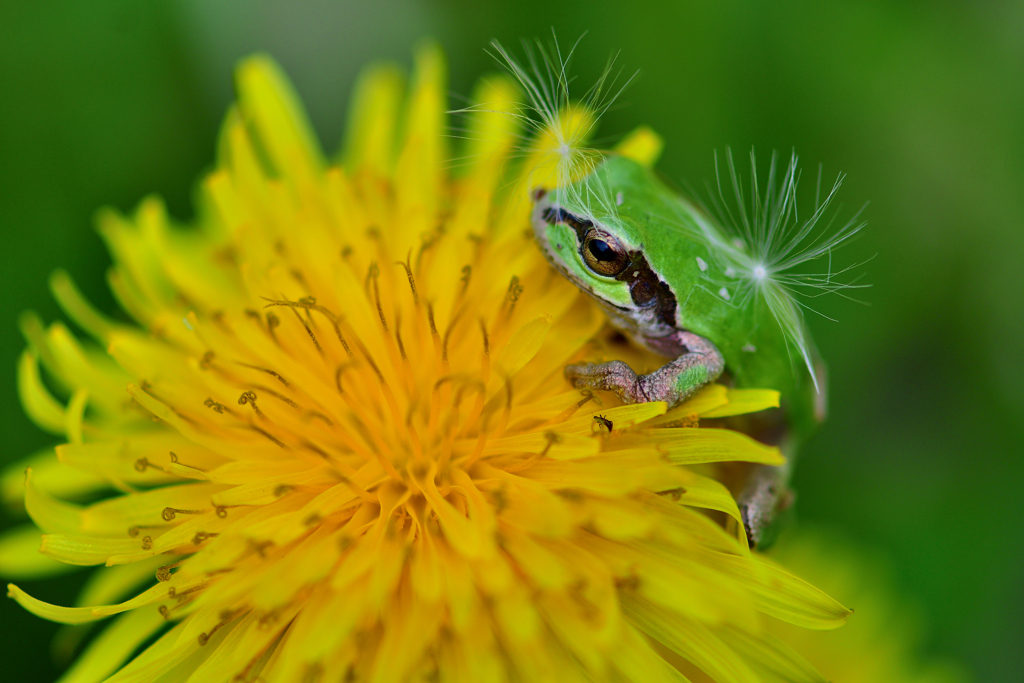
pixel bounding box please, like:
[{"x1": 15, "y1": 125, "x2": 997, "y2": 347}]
[{"x1": 697, "y1": 148, "x2": 870, "y2": 390}]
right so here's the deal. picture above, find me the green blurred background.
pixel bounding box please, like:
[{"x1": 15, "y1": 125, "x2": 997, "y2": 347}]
[{"x1": 1, "y1": 1, "x2": 1021, "y2": 680}]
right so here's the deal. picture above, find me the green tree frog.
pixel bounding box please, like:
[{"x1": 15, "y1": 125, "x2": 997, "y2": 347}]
[
  {"x1": 530, "y1": 149, "x2": 858, "y2": 547},
  {"x1": 489, "y1": 36, "x2": 863, "y2": 548}
]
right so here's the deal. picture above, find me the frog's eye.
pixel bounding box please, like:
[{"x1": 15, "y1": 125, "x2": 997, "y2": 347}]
[{"x1": 582, "y1": 230, "x2": 630, "y2": 277}]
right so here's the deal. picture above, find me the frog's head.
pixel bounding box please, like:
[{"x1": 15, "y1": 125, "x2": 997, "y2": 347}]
[{"x1": 530, "y1": 155, "x2": 680, "y2": 336}]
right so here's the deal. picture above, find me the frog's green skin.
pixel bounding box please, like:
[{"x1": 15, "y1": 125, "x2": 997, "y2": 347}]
[{"x1": 531, "y1": 154, "x2": 825, "y2": 548}]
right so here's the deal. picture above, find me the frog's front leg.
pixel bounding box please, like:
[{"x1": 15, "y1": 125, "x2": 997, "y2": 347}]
[{"x1": 565, "y1": 330, "x2": 724, "y2": 408}]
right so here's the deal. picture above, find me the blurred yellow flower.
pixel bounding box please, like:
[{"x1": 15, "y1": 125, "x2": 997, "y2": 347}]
[
  {"x1": 666, "y1": 528, "x2": 970, "y2": 683},
  {"x1": 1, "y1": 45, "x2": 850, "y2": 682},
  {"x1": 765, "y1": 529, "x2": 970, "y2": 683}
]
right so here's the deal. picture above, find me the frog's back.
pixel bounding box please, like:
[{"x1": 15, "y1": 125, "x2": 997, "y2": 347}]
[{"x1": 599, "y1": 156, "x2": 823, "y2": 436}]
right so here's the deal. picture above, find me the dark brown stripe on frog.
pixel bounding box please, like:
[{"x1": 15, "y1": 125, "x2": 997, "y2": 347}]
[
  {"x1": 616, "y1": 250, "x2": 678, "y2": 329},
  {"x1": 542, "y1": 207, "x2": 593, "y2": 241}
]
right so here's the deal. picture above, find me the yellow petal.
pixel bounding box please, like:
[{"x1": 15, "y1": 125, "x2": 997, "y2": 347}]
[
  {"x1": 621, "y1": 593, "x2": 759, "y2": 683},
  {"x1": 614, "y1": 126, "x2": 664, "y2": 168},
  {"x1": 0, "y1": 525, "x2": 78, "y2": 579},
  {"x1": 2, "y1": 449, "x2": 107, "y2": 507},
  {"x1": 703, "y1": 388, "x2": 781, "y2": 418},
  {"x1": 104, "y1": 619, "x2": 217, "y2": 683},
  {"x1": 749, "y1": 554, "x2": 852, "y2": 630},
  {"x1": 666, "y1": 472, "x2": 749, "y2": 544},
  {"x1": 557, "y1": 401, "x2": 668, "y2": 434},
  {"x1": 616, "y1": 428, "x2": 785, "y2": 466},
  {"x1": 460, "y1": 74, "x2": 521, "y2": 179},
  {"x1": 580, "y1": 495, "x2": 656, "y2": 540},
  {"x1": 57, "y1": 607, "x2": 166, "y2": 683},
  {"x1": 477, "y1": 430, "x2": 599, "y2": 459},
  {"x1": 49, "y1": 269, "x2": 117, "y2": 342},
  {"x1": 518, "y1": 452, "x2": 675, "y2": 497},
  {"x1": 497, "y1": 315, "x2": 552, "y2": 379},
  {"x1": 288, "y1": 582, "x2": 369, "y2": 665},
  {"x1": 716, "y1": 626, "x2": 826, "y2": 683},
  {"x1": 73, "y1": 557, "x2": 166, "y2": 609},
  {"x1": 645, "y1": 385, "x2": 728, "y2": 427},
  {"x1": 17, "y1": 349, "x2": 66, "y2": 434},
  {"x1": 609, "y1": 622, "x2": 691, "y2": 683},
  {"x1": 235, "y1": 54, "x2": 324, "y2": 180},
  {"x1": 393, "y1": 42, "x2": 447, "y2": 248},
  {"x1": 7, "y1": 578, "x2": 176, "y2": 624},
  {"x1": 498, "y1": 522, "x2": 573, "y2": 590},
  {"x1": 39, "y1": 534, "x2": 141, "y2": 567},
  {"x1": 25, "y1": 467, "x2": 85, "y2": 534},
  {"x1": 371, "y1": 588, "x2": 445, "y2": 683},
  {"x1": 343, "y1": 63, "x2": 405, "y2": 175}
]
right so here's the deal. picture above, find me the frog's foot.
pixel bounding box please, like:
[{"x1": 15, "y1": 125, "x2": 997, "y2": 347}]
[
  {"x1": 738, "y1": 464, "x2": 793, "y2": 549},
  {"x1": 565, "y1": 360, "x2": 649, "y2": 404},
  {"x1": 566, "y1": 331, "x2": 726, "y2": 409}
]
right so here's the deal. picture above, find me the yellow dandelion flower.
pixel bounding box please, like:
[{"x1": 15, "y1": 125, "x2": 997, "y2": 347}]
[
  {"x1": 2, "y1": 44, "x2": 851, "y2": 682},
  {"x1": 677, "y1": 528, "x2": 971, "y2": 683}
]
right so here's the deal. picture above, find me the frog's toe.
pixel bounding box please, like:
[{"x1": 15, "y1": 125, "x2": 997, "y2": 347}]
[{"x1": 565, "y1": 361, "x2": 646, "y2": 403}]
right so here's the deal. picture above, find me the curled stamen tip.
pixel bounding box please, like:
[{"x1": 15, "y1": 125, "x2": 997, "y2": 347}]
[
  {"x1": 507, "y1": 276, "x2": 523, "y2": 303},
  {"x1": 204, "y1": 398, "x2": 226, "y2": 413},
  {"x1": 141, "y1": 536, "x2": 153, "y2": 550},
  {"x1": 161, "y1": 507, "x2": 177, "y2": 522},
  {"x1": 134, "y1": 458, "x2": 149, "y2": 473}
]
